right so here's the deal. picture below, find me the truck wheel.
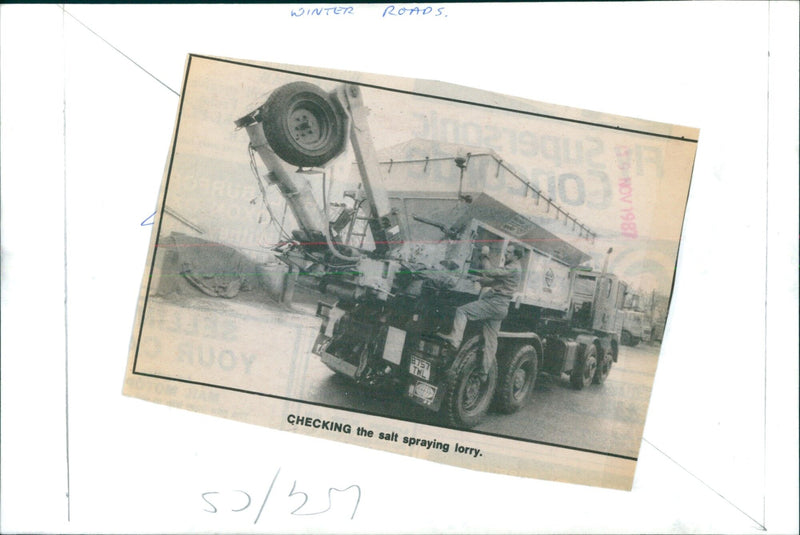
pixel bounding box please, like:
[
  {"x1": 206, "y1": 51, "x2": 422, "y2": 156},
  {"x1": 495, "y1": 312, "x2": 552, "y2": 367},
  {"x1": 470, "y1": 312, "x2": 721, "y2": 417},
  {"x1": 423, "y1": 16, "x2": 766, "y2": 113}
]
[
  {"x1": 620, "y1": 330, "x2": 632, "y2": 346},
  {"x1": 262, "y1": 82, "x2": 347, "y2": 167},
  {"x1": 570, "y1": 344, "x2": 597, "y2": 390},
  {"x1": 495, "y1": 344, "x2": 538, "y2": 414},
  {"x1": 593, "y1": 349, "x2": 612, "y2": 384},
  {"x1": 630, "y1": 336, "x2": 640, "y2": 347},
  {"x1": 441, "y1": 336, "x2": 497, "y2": 428}
]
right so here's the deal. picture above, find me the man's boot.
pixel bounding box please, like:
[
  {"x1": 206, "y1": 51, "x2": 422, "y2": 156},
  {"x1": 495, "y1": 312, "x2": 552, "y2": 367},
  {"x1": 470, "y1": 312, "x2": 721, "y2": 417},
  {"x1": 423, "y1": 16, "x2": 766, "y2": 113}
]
[{"x1": 435, "y1": 331, "x2": 460, "y2": 349}]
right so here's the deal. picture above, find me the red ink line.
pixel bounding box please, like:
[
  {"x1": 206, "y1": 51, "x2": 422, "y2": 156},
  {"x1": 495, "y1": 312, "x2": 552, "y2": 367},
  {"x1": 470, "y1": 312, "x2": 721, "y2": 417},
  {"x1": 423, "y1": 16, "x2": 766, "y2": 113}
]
[{"x1": 156, "y1": 237, "x2": 585, "y2": 248}]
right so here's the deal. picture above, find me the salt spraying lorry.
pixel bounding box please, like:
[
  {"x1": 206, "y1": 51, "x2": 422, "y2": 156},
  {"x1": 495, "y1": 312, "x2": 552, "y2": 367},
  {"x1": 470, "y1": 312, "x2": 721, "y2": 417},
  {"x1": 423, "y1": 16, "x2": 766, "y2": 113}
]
[{"x1": 235, "y1": 81, "x2": 625, "y2": 427}]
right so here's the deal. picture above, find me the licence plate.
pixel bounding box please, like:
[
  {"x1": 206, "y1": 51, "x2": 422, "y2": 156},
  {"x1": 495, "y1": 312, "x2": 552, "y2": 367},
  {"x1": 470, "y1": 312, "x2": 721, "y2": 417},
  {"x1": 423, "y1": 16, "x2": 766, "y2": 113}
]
[{"x1": 409, "y1": 356, "x2": 431, "y2": 380}]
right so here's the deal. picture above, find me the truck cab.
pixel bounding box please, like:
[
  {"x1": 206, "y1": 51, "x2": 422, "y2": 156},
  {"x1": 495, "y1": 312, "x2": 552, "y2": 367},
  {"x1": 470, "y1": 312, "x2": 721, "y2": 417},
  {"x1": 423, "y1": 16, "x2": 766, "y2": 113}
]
[{"x1": 620, "y1": 292, "x2": 652, "y2": 346}]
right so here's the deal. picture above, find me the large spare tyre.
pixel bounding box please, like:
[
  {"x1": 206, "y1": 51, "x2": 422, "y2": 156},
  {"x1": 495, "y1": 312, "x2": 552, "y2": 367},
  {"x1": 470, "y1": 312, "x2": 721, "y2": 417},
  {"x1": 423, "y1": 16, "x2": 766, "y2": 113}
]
[{"x1": 262, "y1": 82, "x2": 347, "y2": 167}]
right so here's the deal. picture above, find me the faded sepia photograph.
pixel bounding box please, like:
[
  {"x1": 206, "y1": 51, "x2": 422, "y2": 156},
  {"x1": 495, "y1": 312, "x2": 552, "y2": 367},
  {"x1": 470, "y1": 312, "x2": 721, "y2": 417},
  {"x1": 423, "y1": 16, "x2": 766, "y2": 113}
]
[{"x1": 125, "y1": 55, "x2": 697, "y2": 489}]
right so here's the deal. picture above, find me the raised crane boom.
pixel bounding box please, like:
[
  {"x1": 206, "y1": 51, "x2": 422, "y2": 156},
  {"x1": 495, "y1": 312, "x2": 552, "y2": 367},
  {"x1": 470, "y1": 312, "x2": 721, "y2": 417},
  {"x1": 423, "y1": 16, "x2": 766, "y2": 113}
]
[
  {"x1": 334, "y1": 84, "x2": 401, "y2": 254},
  {"x1": 235, "y1": 82, "x2": 401, "y2": 256}
]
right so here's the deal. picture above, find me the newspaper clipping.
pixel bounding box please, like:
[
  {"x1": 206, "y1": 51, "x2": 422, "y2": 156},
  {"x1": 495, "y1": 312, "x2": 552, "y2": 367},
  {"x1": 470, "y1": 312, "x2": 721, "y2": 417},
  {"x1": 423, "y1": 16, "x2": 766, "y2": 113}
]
[{"x1": 125, "y1": 54, "x2": 698, "y2": 490}]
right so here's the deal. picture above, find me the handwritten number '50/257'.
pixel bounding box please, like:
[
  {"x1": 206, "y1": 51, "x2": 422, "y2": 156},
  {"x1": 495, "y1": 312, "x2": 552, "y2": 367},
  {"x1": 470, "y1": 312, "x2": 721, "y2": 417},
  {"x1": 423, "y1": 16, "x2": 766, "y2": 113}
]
[{"x1": 201, "y1": 469, "x2": 361, "y2": 521}]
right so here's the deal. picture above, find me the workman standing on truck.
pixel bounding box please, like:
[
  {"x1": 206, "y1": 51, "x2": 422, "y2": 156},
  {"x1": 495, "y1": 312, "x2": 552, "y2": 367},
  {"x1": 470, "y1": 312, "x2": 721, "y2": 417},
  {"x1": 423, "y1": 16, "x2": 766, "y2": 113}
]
[{"x1": 437, "y1": 244, "x2": 524, "y2": 380}]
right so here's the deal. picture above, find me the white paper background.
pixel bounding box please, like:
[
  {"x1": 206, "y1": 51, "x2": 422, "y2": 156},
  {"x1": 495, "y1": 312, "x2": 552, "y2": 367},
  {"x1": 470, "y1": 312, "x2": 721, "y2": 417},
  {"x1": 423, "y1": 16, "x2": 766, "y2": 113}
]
[{"x1": 1, "y1": 3, "x2": 797, "y2": 533}]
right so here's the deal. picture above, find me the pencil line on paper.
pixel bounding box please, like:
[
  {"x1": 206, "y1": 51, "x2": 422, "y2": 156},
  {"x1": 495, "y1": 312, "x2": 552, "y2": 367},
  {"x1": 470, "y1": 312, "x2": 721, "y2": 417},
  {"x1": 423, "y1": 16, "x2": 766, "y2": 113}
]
[
  {"x1": 62, "y1": 5, "x2": 72, "y2": 522},
  {"x1": 642, "y1": 439, "x2": 766, "y2": 531},
  {"x1": 59, "y1": 5, "x2": 180, "y2": 97},
  {"x1": 254, "y1": 468, "x2": 281, "y2": 525},
  {"x1": 762, "y1": 2, "x2": 770, "y2": 528}
]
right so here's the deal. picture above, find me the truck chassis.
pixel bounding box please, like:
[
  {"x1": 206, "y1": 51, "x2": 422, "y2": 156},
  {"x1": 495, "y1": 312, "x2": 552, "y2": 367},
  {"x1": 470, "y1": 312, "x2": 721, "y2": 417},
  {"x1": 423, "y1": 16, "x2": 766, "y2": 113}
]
[{"x1": 237, "y1": 80, "x2": 625, "y2": 428}]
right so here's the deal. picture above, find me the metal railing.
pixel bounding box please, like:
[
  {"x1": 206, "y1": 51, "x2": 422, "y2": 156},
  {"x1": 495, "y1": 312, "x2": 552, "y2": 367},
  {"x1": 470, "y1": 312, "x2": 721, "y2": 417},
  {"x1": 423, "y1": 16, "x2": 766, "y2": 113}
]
[{"x1": 380, "y1": 153, "x2": 596, "y2": 243}]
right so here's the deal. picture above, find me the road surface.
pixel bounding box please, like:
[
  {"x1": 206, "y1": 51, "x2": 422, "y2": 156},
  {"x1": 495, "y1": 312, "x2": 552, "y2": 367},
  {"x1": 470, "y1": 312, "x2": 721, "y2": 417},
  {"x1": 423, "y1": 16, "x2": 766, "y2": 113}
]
[
  {"x1": 299, "y1": 335, "x2": 659, "y2": 459},
  {"x1": 139, "y1": 295, "x2": 659, "y2": 459}
]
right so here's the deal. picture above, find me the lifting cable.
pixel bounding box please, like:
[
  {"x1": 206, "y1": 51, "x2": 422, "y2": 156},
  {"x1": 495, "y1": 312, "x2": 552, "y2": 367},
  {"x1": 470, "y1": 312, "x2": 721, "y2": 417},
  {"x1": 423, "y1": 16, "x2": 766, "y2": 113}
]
[
  {"x1": 321, "y1": 170, "x2": 360, "y2": 264},
  {"x1": 248, "y1": 145, "x2": 294, "y2": 245}
]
